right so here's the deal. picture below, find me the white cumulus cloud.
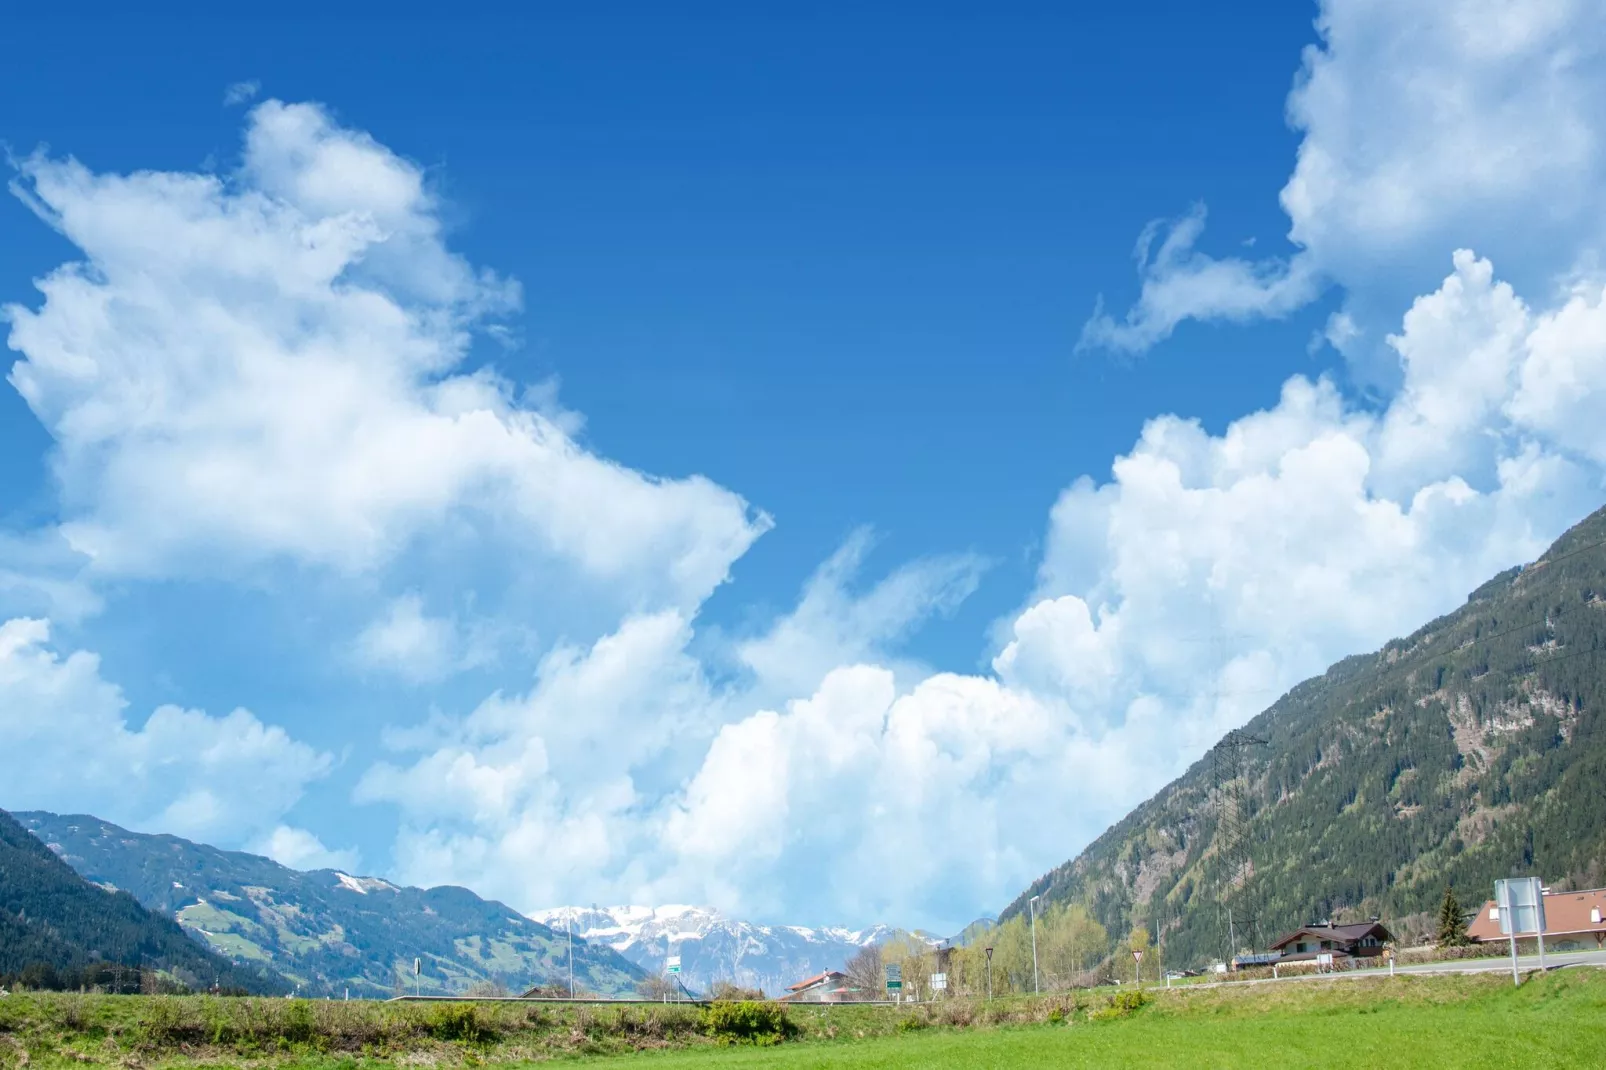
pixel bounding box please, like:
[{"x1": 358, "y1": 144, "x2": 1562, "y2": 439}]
[
  {"x1": 4, "y1": 99, "x2": 768, "y2": 616},
  {"x1": 250, "y1": 824, "x2": 361, "y2": 872},
  {"x1": 1081, "y1": 0, "x2": 1606, "y2": 357},
  {"x1": 0, "y1": 617, "x2": 331, "y2": 845}
]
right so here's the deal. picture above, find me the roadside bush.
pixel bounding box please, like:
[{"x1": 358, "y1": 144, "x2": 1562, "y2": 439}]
[
  {"x1": 699, "y1": 1001, "x2": 796, "y2": 1046},
  {"x1": 430, "y1": 1004, "x2": 496, "y2": 1044},
  {"x1": 1090, "y1": 989, "x2": 1151, "y2": 1022}
]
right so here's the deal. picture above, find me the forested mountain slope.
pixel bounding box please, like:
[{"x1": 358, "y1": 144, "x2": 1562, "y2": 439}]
[
  {"x1": 18, "y1": 813, "x2": 646, "y2": 997},
  {"x1": 1002, "y1": 504, "x2": 1606, "y2": 969},
  {"x1": 0, "y1": 809, "x2": 284, "y2": 992}
]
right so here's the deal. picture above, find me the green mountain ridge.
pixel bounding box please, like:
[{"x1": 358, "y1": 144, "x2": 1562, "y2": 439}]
[
  {"x1": 17, "y1": 812, "x2": 646, "y2": 997},
  {"x1": 1002, "y1": 503, "x2": 1606, "y2": 969},
  {"x1": 0, "y1": 808, "x2": 283, "y2": 993}
]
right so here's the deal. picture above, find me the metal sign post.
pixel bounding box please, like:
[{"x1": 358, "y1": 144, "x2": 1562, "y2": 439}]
[
  {"x1": 984, "y1": 947, "x2": 994, "y2": 1001},
  {"x1": 1132, "y1": 949, "x2": 1143, "y2": 987},
  {"x1": 414, "y1": 957, "x2": 421, "y2": 998},
  {"x1": 1496, "y1": 877, "x2": 1547, "y2": 986}
]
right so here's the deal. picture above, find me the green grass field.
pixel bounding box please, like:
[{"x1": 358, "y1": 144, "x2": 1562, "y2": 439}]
[
  {"x1": 583, "y1": 970, "x2": 1606, "y2": 1068},
  {"x1": 0, "y1": 969, "x2": 1601, "y2": 1068}
]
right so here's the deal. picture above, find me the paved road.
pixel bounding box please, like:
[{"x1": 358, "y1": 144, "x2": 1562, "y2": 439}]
[
  {"x1": 1357, "y1": 947, "x2": 1606, "y2": 977},
  {"x1": 1170, "y1": 948, "x2": 1606, "y2": 991}
]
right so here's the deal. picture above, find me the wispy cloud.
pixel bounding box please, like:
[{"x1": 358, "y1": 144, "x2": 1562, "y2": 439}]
[{"x1": 223, "y1": 80, "x2": 260, "y2": 106}]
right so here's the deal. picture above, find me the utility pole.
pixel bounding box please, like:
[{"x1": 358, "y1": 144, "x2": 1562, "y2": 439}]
[
  {"x1": 1030, "y1": 895, "x2": 1041, "y2": 995},
  {"x1": 1213, "y1": 729, "x2": 1267, "y2": 965},
  {"x1": 567, "y1": 909, "x2": 575, "y2": 999}
]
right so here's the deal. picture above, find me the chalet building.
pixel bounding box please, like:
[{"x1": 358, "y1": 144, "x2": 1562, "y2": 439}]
[
  {"x1": 1466, "y1": 886, "x2": 1606, "y2": 951},
  {"x1": 1268, "y1": 920, "x2": 1392, "y2": 963},
  {"x1": 779, "y1": 970, "x2": 855, "y2": 1003}
]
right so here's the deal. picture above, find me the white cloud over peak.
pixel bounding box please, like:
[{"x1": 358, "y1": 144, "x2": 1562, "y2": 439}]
[
  {"x1": 0, "y1": 617, "x2": 331, "y2": 845},
  {"x1": 1081, "y1": 0, "x2": 1606, "y2": 357},
  {"x1": 5, "y1": 100, "x2": 768, "y2": 614},
  {"x1": 250, "y1": 824, "x2": 361, "y2": 873}
]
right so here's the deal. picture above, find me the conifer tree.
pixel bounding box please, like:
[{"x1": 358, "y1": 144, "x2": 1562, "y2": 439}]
[{"x1": 1436, "y1": 886, "x2": 1469, "y2": 947}]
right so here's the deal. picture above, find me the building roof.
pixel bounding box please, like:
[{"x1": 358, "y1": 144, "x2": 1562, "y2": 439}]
[
  {"x1": 786, "y1": 970, "x2": 848, "y2": 992},
  {"x1": 1466, "y1": 887, "x2": 1606, "y2": 942},
  {"x1": 1269, "y1": 921, "x2": 1392, "y2": 952}
]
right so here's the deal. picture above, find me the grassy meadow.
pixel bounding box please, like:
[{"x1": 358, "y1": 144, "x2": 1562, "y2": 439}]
[{"x1": 0, "y1": 968, "x2": 1600, "y2": 1068}]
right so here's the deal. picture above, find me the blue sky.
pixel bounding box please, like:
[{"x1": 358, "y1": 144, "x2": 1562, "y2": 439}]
[{"x1": 4, "y1": 1, "x2": 1606, "y2": 934}]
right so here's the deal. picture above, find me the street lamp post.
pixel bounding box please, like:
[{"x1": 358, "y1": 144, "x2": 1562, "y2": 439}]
[
  {"x1": 1030, "y1": 896, "x2": 1041, "y2": 995},
  {"x1": 984, "y1": 946, "x2": 994, "y2": 1001}
]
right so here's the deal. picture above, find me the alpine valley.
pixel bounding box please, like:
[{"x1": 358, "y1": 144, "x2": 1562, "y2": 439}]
[{"x1": 17, "y1": 813, "x2": 646, "y2": 997}]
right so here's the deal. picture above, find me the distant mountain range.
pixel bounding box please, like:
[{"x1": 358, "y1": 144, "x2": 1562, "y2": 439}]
[
  {"x1": 19, "y1": 813, "x2": 645, "y2": 997},
  {"x1": 1002, "y1": 503, "x2": 1606, "y2": 969},
  {"x1": 530, "y1": 905, "x2": 906, "y2": 994},
  {"x1": 0, "y1": 808, "x2": 281, "y2": 993}
]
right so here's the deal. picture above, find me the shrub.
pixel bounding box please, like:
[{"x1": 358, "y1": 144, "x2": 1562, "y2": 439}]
[
  {"x1": 430, "y1": 1004, "x2": 496, "y2": 1044},
  {"x1": 699, "y1": 1000, "x2": 795, "y2": 1046},
  {"x1": 1090, "y1": 989, "x2": 1152, "y2": 1022}
]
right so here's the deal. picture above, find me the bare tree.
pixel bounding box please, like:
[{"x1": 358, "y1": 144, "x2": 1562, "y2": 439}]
[
  {"x1": 842, "y1": 944, "x2": 884, "y2": 999},
  {"x1": 635, "y1": 975, "x2": 680, "y2": 1001},
  {"x1": 707, "y1": 979, "x2": 765, "y2": 1001}
]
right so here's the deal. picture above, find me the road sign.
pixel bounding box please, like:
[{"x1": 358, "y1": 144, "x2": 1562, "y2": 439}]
[
  {"x1": 1316, "y1": 952, "x2": 1333, "y2": 967},
  {"x1": 930, "y1": 973, "x2": 947, "y2": 991},
  {"x1": 885, "y1": 964, "x2": 902, "y2": 991},
  {"x1": 666, "y1": 956, "x2": 681, "y2": 975},
  {"x1": 1132, "y1": 950, "x2": 1143, "y2": 962},
  {"x1": 413, "y1": 958, "x2": 420, "y2": 976},
  {"x1": 1496, "y1": 878, "x2": 1546, "y2": 935}
]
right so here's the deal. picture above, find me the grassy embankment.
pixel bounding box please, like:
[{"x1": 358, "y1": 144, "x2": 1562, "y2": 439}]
[{"x1": 0, "y1": 968, "x2": 1601, "y2": 1068}]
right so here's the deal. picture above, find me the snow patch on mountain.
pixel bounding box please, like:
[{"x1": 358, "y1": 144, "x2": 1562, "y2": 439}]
[{"x1": 334, "y1": 872, "x2": 398, "y2": 895}]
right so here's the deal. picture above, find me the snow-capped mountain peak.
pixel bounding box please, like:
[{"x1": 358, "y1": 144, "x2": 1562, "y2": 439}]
[{"x1": 528, "y1": 905, "x2": 899, "y2": 993}]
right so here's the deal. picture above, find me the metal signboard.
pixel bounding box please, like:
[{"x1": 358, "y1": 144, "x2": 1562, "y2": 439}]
[
  {"x1": 666, "y1": 955, "x2": 681, "y2": 975},
  {"x1": 885, "y1": 964, "x2": 902, "y2": 991},
  {"x1": 1316, "y1": 952, "x2": 1333, "y2": 966},
  {"x1": 1496, "y1": 877, "x2": 1546, "y2": 935},
  {"x1": 1132, "y1": 950, "x2": 1143, "y2": 962},
  {"x1": 929, "y1": 973, "x2": 947, "y2": 991}
]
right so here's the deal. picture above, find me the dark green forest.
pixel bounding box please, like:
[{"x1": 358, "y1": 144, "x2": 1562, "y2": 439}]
[
  {"x1": 0, "y1": 809, "x2": 285, "y2": 993},
  {"x1": 1003, "y1": 504, "x2": 1606, "y2": 970}
]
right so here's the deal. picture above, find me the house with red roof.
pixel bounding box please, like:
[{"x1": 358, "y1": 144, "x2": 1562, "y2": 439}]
[
  {"x1": 1268, "y1": 920, "x2": 1392, "y2": 964},
  {"x1": 779, "y1": 969, "x2": 856, "y2": 1002},
  {"x1": 1466, "y1": 886, "x2": 1606, "y2": 952}
]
